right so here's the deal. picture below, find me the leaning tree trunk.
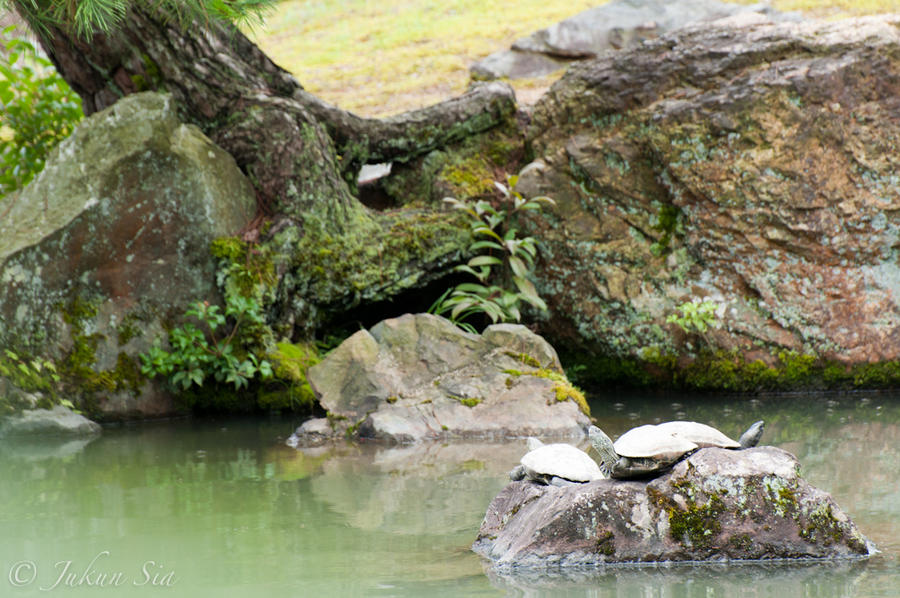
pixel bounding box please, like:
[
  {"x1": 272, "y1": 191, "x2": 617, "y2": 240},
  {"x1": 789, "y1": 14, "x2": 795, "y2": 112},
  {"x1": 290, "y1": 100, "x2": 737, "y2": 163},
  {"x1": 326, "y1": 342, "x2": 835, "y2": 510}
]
[
  {"x1": 16, "y1": 4, "x2": 515, "y2": 226},
  {"x1": 15, "y1": 3, "x2": 518, "y2": 335}
]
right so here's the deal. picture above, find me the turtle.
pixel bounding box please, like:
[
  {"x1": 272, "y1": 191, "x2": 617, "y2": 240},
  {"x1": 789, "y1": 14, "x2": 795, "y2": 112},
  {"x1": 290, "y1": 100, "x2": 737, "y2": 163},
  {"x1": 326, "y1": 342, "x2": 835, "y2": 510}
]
[
  {"x1": 509, "y1": 437, "x2": 607, "y2": 486},
  {"x1": 588, "y1": 420, "x2": 765, "y2": 479}
]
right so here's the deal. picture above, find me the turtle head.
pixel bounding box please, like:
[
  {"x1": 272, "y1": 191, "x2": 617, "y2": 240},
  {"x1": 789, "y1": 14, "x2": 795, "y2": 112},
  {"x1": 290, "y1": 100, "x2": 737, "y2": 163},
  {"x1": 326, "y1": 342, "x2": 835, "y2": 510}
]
[
  {"x1": 588, "y1": 425, "x2": 618, "y2": 477},
  {"x1": 739, "y1": 420, "x2": 765, "y2": 449}
]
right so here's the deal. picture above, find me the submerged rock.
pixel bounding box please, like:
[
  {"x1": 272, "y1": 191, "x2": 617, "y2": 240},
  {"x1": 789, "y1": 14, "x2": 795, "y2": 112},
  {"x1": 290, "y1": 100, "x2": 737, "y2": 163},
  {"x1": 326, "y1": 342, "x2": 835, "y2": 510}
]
[
  {"x1": 0, "y1": 405, "x2": 101, "y2": 438},
  {"x1": 517, "y1": 16, "x2": 900, "y2": 371},
  {"x1": 0, "y1": 91, "x2": 256, "y2": 418},
  {"x1": 473, "y1": 446, "x2": 873, "y2": 567},
  {"x1": 288, "y1": 313, "x2": 590, "y2": 444}
]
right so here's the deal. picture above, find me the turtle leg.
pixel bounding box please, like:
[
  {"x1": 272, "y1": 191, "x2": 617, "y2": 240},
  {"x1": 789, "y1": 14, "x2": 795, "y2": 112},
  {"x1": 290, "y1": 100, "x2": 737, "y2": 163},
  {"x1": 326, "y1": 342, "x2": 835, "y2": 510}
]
[{"x1": 739, "y1": 420, "x2": 765, "y2": 448}]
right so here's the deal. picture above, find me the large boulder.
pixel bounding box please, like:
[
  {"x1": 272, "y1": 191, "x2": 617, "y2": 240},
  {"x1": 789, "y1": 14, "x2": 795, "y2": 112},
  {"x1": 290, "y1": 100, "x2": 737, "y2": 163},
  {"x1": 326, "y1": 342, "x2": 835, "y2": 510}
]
[
  {"x1": 0, "y1": 92, "x2": 256, "y2": 417},
  {"x1": 291, "y1": 313, "x2": 590, "y2": 444},
  {"x1": 516, "y1": 16, "x2": 900, "y2": 371},
  {"x1": 473, "y1": 446, "x2": 874, "y2": 567},
  {"x1": 471, "y1": 0, "x2": 798, "y2": 80}
]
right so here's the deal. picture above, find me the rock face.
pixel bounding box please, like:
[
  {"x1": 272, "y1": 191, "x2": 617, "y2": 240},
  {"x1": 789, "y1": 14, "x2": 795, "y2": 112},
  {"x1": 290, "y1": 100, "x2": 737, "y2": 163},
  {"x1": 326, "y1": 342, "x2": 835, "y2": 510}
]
[
  {"x1": 292, "y1": 313, "x2": 590, "y2": 444},
  {"x1": 0, "y1": 92, "x2": 256, "y2": 417},
  {"x1": 0, "y1": 405, "x2": 101, "y2": 438},
  {"x1": 471, "y1": 0, "x2": 797, "y2": 80},
  {"x1": 516, "y1": 16, "x2": 900, "y2": 369},
  {"x1": 473, "y1": 446, "x2": 873, "y2": 567}
]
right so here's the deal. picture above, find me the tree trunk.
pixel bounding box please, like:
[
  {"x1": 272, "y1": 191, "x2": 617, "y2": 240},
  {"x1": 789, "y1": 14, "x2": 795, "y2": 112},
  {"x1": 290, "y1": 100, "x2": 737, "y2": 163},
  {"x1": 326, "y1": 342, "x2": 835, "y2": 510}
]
[
  {"x1": 15, "y1": 3, "x2": 519, "y2": 336},
  {"x1": 18, "y1": 4, "x2": 516, "y2": 227}
]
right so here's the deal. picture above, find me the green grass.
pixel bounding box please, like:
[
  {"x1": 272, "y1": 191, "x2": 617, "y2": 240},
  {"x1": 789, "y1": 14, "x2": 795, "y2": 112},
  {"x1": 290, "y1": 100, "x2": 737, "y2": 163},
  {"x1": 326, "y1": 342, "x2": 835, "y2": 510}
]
[
  {"x1": 249, "y1": 0, "x2": 598, "y2": 115},
  {"x1": 251, "y1": 0, "x2": 900, "y2": 117}
]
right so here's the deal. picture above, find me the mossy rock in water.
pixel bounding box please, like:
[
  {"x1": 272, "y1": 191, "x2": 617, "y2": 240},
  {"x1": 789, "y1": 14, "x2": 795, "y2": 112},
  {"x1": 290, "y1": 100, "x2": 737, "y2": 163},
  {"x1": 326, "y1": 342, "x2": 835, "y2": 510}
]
[{"x1": 474, "y1": 446, "x2": 874, "y2": 566}]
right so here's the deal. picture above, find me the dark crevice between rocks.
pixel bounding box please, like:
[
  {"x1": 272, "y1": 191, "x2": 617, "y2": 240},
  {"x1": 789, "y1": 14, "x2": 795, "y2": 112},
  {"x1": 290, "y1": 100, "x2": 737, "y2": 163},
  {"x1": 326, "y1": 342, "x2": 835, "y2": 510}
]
[{"x1": 314, "y1": 272, "x2": 476, "y2": 343}]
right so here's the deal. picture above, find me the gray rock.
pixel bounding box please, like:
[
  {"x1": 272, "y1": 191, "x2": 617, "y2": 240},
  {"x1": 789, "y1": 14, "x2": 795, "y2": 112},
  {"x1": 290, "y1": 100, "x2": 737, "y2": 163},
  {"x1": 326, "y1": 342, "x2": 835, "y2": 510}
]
[
  {"x1": 471, "y1": 0, "x2": 800, "y2": 80},
  {"x1": 0, "y1": 405, "x2": 101, "y2": 438},
  {"x1": 286, "y1": 417, "x2": 336, "y2": 448},
  {"x1": 473, "y1": 446, "x2": 874, "y2": 567},
  {"x1": 0, "y1": 92, "x2": 256, "y2": 417},
  {"x1": 514, "y1": 15, "x2": 900, "y2": 370},
  {"x1": 293, "y1": 313, "x2": 590, "y2": 444}
]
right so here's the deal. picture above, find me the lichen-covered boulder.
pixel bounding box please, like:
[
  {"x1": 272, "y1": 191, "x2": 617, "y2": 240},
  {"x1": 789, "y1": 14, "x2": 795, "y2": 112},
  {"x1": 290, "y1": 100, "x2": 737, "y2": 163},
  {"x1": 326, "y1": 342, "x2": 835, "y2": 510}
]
[
  {"x1": 473, "y1": 446, "x2": 874, "y2": 567},
  {"x1": 0, "y1": 92, "x2": 256, "y2": 417},
  {"x1": 290, "y1": 313, "x2": 590, "y2": 444},
  {"x1": 517, "y1": 16, "x2": 900, "y2": 372}
]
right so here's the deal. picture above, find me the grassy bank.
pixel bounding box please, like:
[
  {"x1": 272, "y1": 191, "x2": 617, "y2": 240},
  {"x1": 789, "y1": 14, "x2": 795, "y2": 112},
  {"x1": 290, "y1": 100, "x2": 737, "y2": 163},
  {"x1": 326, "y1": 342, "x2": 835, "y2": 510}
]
[{"x1": 251, "y1": 0, "x2": 900, "y2": 117}]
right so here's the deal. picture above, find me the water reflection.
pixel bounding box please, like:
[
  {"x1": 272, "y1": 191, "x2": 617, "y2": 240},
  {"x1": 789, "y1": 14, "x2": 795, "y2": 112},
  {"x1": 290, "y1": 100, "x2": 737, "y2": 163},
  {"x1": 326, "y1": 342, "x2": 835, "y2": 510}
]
[{"x1": 486, "y1": 560, "x2": 871, "y2": 597}]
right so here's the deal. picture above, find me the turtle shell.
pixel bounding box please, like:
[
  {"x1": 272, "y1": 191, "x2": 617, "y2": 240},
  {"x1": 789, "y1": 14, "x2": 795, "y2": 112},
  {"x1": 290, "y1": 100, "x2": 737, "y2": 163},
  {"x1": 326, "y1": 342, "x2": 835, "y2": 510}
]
[
  {"x1": 614, "y1": 421, "x2": 741, "y2": 460},
  {"x1": 613, "y1": 424, "x2": 698, "y2": 460},
  {"x1": 656, "y1": 421, "x2": 740, "y2": 449},
  {"x1": 520, "y1": 443, "x2": 605, "y2": 483}
]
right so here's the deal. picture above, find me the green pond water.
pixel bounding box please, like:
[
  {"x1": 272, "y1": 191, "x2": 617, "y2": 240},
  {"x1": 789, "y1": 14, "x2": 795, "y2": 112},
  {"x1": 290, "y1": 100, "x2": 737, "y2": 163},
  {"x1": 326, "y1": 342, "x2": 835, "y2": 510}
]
[{"x1": 1, "y1": 392, "x2": 898, "y2": 597}]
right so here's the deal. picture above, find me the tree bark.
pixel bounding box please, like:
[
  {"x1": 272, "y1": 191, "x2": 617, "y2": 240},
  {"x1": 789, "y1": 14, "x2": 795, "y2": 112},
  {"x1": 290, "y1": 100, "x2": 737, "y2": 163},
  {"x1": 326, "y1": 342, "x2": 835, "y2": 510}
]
[{"x1": 17, "y1": 4, "x2": 516, "y2": 227}]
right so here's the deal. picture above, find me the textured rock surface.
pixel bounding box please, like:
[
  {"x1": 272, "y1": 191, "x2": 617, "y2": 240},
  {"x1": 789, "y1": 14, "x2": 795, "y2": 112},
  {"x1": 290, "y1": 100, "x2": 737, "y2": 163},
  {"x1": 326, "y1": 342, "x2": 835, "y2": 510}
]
[
  {"x1": 0, "y1": 92, "x2": 256, "y2": 417},
  {"x1": 292, "y1": 313, "x2": 590, "y2": 444},
  {"x1": 517, "y1": 16, "x2": 900, "y2": 367},
  {"x1": 473, "y1": 446, "x2": 873, "y2": 567},
  {"x1": 471, "y1": 0, "x2": 797, "y2": 80},
  {"x1": 0, "y1": 405, "x2": 101, "y2": 438}
]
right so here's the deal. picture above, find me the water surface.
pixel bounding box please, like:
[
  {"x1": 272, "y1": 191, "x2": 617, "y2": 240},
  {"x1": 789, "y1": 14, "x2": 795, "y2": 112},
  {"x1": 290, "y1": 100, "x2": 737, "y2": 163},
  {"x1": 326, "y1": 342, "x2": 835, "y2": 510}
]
[{"x1": 1, "y1": 392, "x2": 897, "y2": 597}]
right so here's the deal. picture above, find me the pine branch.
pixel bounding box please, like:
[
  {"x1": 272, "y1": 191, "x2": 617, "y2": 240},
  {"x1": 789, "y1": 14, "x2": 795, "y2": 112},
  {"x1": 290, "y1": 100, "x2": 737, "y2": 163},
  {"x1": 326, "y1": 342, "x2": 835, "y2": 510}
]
[{"x1": 3, "y1": 0, "x2": 275, "y2": 39}]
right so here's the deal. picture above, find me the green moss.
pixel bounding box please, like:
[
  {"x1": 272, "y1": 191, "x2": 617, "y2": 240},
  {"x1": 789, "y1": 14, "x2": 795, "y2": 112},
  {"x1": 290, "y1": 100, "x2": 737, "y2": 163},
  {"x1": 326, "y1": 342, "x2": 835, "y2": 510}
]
[
  {"x1": 595, "y1": 530, "x2": 615, "y2": 556},
  {"x1": 211, "y1": 236, "x2": 277, "y2": 304},
  {"x1": 505, "y1": 351, "x2": 542, "y2": 368},
  {"x1": 667, "y1": 490, "x2": 725, "y2": 548},
  {"x1": 728, "y1": 534, "x2": 753, "y2": 551},
  {"x1": 115, "y1": 313, "x2": 142, "y2": 346},
  {"x1": 504, "y1": 367, "x2": 591, "y2": 416},
  {"x1": 56, "y1": 297, "x2": 148, "y2": 410},
  {"x1": 281, "y1": 209, "x2": 469, "y2": 333},
  {"x1": 649, "y1": 203, "x2": 683, "y2": 256},
  {"x1": 449, "y1": 394, "x2": 481, "y2": 408},
  {"x1": 259, "y1": 341, "x2": 320, "y2": 411}
]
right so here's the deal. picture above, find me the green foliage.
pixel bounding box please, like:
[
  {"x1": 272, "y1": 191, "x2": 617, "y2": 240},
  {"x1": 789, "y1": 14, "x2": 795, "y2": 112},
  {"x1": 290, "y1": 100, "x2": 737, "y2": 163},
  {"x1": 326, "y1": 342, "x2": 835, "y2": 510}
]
[
  {"x1": 430, "y1": 175, "x2": 554, "y2": 332},
  {"x1": 140, "y1": 295, "x2": 273, "y2": 392},
  {"x1": 0, "y1": 26, "x2": 83, "y2": 195},
  {"x1": 5, "y1": 0, "x2": 276, "y2": 39},
  {"x1": 0, "y1": 349, "x2": 59, "y2": 392},
  {"x1": 667, "y1": 298, "x2": 723, "y2": 335}
]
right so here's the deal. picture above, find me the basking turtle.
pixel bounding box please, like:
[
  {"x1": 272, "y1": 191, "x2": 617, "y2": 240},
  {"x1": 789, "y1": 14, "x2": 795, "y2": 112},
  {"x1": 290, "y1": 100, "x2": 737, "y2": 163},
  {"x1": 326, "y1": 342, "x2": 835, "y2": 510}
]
[
  {"x1": 588, "y1": 420, "x2": 764, "y2": 479},
  {"x1": 509, "y1": 437, "x2": 606, "y2": 486}
]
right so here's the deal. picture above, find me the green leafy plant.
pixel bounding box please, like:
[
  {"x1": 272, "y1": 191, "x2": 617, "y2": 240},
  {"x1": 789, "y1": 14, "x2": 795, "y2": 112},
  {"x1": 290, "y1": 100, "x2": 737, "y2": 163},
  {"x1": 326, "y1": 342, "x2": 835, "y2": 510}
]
[
  {"x1": 140, "y1": 296, "x2": 273, "y2": 391},
  {"x1": 666, "y1": 298, "x2": 725, "y2": 345},
  {"x1": 0, "y1": 25, "x2": 83, "y2": 195},
  {"x1": 0, "y1": 349, "x2": 60, "y2": 391},
  {"x1": 430, "y1": 175, "x2": 554, "y2": 332}
]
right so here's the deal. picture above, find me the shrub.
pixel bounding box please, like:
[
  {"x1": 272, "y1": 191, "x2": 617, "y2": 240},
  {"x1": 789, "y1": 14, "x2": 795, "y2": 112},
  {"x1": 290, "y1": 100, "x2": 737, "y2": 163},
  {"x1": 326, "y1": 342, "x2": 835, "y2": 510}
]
[
  {"x1": 0, "y1": 26, "x2": 83, "y2": 195},
  {"x1": 430, "y1": 175, "x2": 554, "y2": 332}
]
